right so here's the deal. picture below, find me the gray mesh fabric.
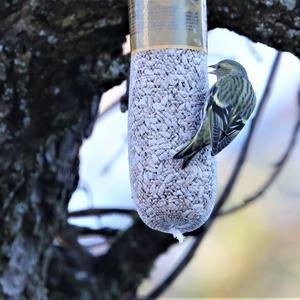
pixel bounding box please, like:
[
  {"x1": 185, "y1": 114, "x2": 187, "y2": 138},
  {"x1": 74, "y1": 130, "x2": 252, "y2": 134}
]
[{"x1": 128, "y1": 49, "x2": 216, "y2": 239}]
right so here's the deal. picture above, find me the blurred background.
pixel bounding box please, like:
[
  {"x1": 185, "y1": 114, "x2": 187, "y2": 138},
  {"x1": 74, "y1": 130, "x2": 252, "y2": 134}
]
[{"x1": 68, "y1": 29, "x2": 300, "y2": 298}]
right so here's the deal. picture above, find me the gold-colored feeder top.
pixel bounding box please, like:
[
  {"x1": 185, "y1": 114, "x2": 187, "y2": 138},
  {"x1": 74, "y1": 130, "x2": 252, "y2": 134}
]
[{"x1": 129, "y1": 0, "x2": 207, "y2": 54}]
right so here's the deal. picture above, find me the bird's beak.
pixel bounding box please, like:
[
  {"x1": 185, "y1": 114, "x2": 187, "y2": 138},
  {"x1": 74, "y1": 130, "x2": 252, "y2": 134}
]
[{"x1": 208, "y1": 64, "x2": 217, "y2": 75}]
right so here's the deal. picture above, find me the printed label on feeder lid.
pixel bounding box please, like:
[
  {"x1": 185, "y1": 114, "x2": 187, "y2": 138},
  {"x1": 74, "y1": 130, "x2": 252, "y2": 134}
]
[{"x1": 129, "y1": 0, "x2": 207, "y2": 53}]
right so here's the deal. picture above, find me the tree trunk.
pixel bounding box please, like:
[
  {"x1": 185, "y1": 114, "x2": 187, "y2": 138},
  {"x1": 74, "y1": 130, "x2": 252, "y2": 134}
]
[{"x1": 0, "y1": 1, "x2": 128, "y2": 298}]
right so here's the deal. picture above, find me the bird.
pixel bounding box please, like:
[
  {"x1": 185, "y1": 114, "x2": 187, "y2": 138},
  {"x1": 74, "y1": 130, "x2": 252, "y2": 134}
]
[{"x1": 174, "y1": 59, "x2": 256, "y2": 169}]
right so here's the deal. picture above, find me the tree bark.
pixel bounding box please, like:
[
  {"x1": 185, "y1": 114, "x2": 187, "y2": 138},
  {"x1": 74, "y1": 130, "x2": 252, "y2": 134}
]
[
  {"x1": 0, "y1": 1, "x2": 128, "y2": 299},
  {"x1": 208, "y1": 0, "x2": 300, "y2": 58},
  {"x1": 0, "y1": 0, "x2": 299, "y2": 299}
]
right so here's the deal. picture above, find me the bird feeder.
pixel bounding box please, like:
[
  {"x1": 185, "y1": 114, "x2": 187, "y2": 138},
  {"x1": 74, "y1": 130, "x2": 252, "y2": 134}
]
[{"x1": 128, "y1": 0, "x2": 216, "y2": 241}]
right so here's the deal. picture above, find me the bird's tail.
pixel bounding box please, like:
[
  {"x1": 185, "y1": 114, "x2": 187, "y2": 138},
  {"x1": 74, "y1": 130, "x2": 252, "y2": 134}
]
[
  {"x1": 181, "y1": 152, "x2": 199, "y2": 169},
  {"x1": 173, "y1": 120, "x2": 210, "y2": 169},
  {"x1": 173, "y1": 141, "x2": 196, "y2": 160}
]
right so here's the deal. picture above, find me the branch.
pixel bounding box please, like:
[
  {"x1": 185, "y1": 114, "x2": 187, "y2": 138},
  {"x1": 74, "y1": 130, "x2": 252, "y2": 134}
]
[
  {"x1": 220, "y1": 91, "x2": 300, "y2": 216},
  {"x1": 100, "y1": 136, "x2": 128, "y2": 175},
  {"x1": 67, "y1": 224, "x2": 119, "y2": 238},
  {"x1": 2, "y1": 1, "x2": 300, "y2": 58},
  {"x1": 208, "y1": 0, "x2": 300, "y2": 58},
  {"x1": 68, "y1": 208, "x2": 137, "y2": 218},
  {"x1": 141, "y1": 233, "x2": 207, "y2": 300}
]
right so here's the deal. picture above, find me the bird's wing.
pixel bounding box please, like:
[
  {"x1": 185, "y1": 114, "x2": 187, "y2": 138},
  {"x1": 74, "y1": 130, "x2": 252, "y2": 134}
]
[
  {"x1": 212, "y1": 116, "x2": 245, "y2": 155},
  {"x1": 209, "y1": 75, "x2": 256, "y2": 155},
  {"x1": 208, "y1": 78, "x2": 233, "y2": 153}
]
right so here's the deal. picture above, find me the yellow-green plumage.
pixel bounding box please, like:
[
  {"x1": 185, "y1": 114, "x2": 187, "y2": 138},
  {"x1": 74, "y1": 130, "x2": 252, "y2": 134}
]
[
  {"x1": 173, "y1": 120, "x2": 210, "y2": 169},
  {"x1": 174, "y1": 59, "x2": 256, "y2": 169}
]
